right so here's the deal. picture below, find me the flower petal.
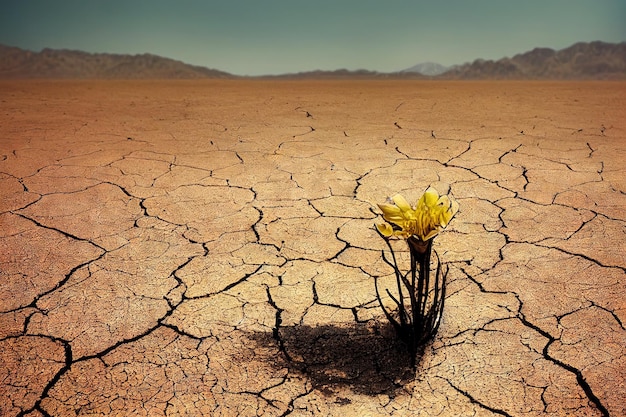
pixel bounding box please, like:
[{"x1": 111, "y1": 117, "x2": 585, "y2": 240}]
[
  {"x1": 450, "y1": 197, "x2": 460, "y2": 217},
  {"x1": 391, "y1": 194, "x2": 413, "y2": 214},
  {"x1": 421, "y1": 187, "x2": 440, "y2": 208},
  {"x1": 422, "y1": 228, "x2": 440, "y2": 241},
  {"x1": 376, "y1": 223, "x2": 394, "y2": 237},
  {"x1": 377, "y1": 203, "x2": 405, "y2": 223}
]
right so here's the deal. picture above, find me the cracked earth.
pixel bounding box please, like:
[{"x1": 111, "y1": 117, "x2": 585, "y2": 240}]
[{"x1": 1, "y1": 80, "x2": 625, "y2": 416}]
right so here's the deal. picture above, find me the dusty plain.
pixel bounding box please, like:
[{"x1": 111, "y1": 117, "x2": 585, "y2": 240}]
[{"x1": 1, "y1": 79, "x2": 625, "y2": 416}]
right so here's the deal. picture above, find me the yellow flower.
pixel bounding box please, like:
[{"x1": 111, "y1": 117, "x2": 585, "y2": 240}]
[{"x1": 376, "y1": 187, "x2": 459, "y2": 241}]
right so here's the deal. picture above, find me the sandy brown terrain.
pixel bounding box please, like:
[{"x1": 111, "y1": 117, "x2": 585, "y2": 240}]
[{"x1": 1, "y1": 79, "x2": 625, "y2": 416}]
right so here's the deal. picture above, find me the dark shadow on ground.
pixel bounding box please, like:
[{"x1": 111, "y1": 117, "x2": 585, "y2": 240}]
[{"x1": 249, "y1": 320, "x2": 418, "y2": 397}]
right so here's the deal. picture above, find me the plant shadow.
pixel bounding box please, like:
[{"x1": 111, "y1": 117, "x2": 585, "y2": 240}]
[{"x1": 250, "y1": 320, "x2": 418, "y2": 397}]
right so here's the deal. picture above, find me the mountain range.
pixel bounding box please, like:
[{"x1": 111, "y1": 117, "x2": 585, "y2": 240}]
[
  {"x1": 0, "y1": 41, "x2": 624, "y2": 79},
  {"x1": 0, "y1": 44, "x2": 231, "y2": 79},
  {"x1": 440, "y1": 41, "x2": 626, "y2": 79}
]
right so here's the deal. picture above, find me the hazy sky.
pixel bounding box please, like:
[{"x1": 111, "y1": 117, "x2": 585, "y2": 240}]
[{"x1": 1, "y1": 0, "x2": 625, "y2": 76}]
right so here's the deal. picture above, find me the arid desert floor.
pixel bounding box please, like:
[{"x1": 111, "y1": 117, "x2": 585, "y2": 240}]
[{"x1": 1, "y1": 80, "x2": 625, "y2": 416}]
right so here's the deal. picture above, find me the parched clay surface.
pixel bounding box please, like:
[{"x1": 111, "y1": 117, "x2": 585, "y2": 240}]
[{"x1": 1, "y1": 80, "x2": 625, "y2": 416}]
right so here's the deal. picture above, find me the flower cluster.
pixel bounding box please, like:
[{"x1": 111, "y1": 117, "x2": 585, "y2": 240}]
[{"x1": 376, "y1": 187, "x2": 459, "y2": 242}]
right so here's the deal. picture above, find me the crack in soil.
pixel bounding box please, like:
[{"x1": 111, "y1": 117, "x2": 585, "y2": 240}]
[{"x1": 1, "y1": 80, "x2": 624, "y2": 416}]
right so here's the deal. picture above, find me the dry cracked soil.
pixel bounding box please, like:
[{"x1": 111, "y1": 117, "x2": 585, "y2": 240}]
[{"x1": 1, "y1": 79, "x2": 625, "y2": 416}]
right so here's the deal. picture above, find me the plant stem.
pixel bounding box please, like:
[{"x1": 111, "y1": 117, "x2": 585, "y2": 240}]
[{"x1": 379, "y1": 236, "x2": 447, "y2": 366}]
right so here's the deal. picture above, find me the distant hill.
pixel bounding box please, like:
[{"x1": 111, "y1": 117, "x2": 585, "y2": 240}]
[
  {"x1": 402, "y1": 62, "x2": 449, "y2": 76},
  {"x1": 0, "y1": 44, "x2": 233, "y2": 79},
  {"x1": 259, "y1": 68, "x2": 425, "y2": 80},
  {"x1": 440, "y1": 41, "x2": 626, "y2": 79},
  {"x1": 1, "y1": 41, "x2": 625, "y2": 79}
]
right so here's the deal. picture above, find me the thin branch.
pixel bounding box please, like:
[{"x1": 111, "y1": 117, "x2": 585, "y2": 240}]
[{"x1": 374, "y1": 274, "x2": 400, "y2": 331}]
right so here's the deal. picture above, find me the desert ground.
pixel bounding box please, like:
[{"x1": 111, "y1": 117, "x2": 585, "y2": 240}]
[{"x1": 1, "y1": 79, "x2": 625, "y2": 416}]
